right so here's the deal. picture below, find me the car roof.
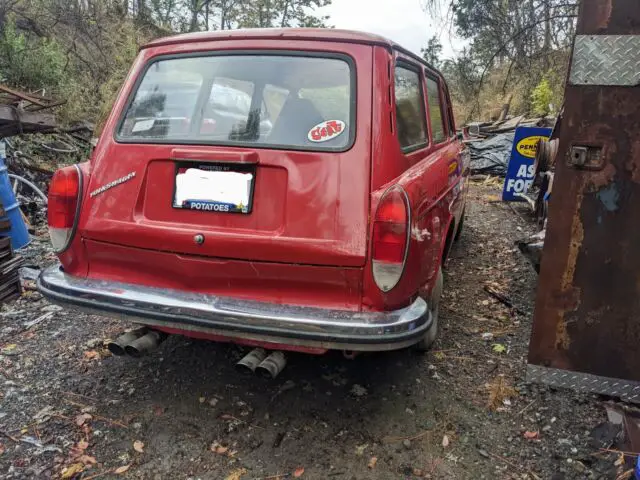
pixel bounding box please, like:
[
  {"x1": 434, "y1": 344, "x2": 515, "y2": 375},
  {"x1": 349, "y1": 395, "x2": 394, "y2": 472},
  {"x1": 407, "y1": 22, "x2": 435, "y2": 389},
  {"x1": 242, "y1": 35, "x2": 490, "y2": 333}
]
[
  {"x1": 143, "y1": 28, "x2": 441, "y2": 75},
  {"x1": 146, "y1": 28, "x2": 398, "y2": 49}
]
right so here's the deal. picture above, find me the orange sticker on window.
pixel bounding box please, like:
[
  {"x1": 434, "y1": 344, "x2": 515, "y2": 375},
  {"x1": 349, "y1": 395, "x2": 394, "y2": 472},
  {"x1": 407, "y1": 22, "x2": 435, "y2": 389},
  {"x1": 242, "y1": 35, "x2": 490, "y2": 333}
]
[{"x1": 308, "y1": 120, "x2": 346, "y2": 143}]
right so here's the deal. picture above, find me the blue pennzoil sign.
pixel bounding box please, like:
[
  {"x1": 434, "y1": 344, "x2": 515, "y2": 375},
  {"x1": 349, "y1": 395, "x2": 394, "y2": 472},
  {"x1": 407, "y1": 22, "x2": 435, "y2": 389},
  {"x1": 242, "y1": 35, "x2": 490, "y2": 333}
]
[{"x1": 502, "y1": 126, "x2": 552, "y2": 201}]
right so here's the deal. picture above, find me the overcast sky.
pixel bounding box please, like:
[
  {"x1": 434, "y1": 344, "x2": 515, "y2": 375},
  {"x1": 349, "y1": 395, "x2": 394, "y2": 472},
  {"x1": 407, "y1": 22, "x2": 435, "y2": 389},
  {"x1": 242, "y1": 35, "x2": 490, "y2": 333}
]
[{"x1": 320, "y1": 0, "x2": 464, "y2": 60}]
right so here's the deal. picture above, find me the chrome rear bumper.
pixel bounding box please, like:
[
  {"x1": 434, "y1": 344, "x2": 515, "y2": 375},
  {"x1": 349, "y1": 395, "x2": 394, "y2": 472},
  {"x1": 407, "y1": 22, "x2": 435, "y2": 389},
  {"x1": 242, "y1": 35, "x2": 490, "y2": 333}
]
[{"x1": 37, "y1": 265, "x2": 432, "y2": 351}]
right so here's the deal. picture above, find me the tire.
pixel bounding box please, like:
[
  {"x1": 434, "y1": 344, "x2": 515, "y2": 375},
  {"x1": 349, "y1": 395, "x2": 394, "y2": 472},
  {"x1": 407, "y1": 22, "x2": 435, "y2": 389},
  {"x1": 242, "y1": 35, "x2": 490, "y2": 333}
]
[
  {"x1": 415, "y1": 268, "x2": 444, "y2": 352},
  {"x1": 454, "y1": 208, "x2": 465, "y2": 243}
]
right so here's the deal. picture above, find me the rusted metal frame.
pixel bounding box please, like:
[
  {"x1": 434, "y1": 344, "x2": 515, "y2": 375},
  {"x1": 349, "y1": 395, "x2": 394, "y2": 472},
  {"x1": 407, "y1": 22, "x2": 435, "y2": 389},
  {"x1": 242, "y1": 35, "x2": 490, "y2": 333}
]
[{"x1": 527, "y1": 0, "x2": 640, "y2": 399}]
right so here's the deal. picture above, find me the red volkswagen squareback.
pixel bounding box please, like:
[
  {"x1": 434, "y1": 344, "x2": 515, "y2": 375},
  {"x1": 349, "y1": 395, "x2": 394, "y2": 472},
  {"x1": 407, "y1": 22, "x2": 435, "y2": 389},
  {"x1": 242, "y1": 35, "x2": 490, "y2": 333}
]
[{"x1": 38, "y1": 29, "x2": 468, "y2": 359}]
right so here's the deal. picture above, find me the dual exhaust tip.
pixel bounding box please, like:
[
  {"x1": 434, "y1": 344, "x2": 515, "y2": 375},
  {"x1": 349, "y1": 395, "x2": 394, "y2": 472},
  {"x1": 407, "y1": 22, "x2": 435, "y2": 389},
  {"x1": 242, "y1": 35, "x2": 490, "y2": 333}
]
[
  {"x1": 236, "y1": 348, "x2": 286, "y2": 379},
  {"x1": 109, "y1": 331, "x2": 285, "y2": 377},
  {"x1": 107, "y1": 328, "x2": 166, "y2": 358}
]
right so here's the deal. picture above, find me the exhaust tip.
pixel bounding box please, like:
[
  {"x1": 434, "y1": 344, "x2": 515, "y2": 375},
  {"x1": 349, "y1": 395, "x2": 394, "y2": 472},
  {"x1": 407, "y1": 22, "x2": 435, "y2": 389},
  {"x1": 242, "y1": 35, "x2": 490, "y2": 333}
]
[
  {"x1": 124, "y1": 344, "x2": 143, "y2": 358},
  {"x1": 236, "y1": 348, "x2": 267, "y2": 374},
  {"x1": 107, "y1": 328, "x2": 148, "y2": 356},
  {"x1": 255, "y1": 367, "x2": 274, "y2": 379},
  {"x1": 124, "y1": 331, "x2": 165, "y2": 358},
  {"x1": 108, "y1": 343, "x2": 126, "y2": 356},
  {"x1": 255, "y1": 351, "x2": 287, "y2": 379}
]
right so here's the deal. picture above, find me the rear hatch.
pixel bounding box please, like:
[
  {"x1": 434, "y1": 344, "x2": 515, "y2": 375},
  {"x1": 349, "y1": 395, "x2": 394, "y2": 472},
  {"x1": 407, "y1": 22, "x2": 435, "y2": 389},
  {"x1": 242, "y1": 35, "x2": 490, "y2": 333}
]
[{"x1": 80, "y1": 47, "x2": 372, "y2": 269}]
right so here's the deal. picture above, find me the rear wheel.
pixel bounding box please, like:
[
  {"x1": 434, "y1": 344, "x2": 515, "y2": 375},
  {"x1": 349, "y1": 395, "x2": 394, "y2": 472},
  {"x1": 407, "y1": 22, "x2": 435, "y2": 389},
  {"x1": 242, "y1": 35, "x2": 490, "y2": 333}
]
[{"x1": 415, "y1": 268, "x2": 444, "y2": 352}]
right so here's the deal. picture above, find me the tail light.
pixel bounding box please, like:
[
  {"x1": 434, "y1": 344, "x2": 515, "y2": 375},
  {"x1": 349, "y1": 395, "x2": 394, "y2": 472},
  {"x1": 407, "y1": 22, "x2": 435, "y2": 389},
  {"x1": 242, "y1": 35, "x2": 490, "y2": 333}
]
[
  {"x1": 372, "y1": 186, "x2": 410, "y2": 292},
  {"x1": 48, "y1": 165, "x2": 82, "y2": 252}
]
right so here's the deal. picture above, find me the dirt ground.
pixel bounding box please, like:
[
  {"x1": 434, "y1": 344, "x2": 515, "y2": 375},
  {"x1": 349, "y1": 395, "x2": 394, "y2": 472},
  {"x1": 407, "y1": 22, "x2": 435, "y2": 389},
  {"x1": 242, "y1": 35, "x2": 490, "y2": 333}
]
[{"x1": 0, "y1": 182, "x2": 621, "y2": 479}]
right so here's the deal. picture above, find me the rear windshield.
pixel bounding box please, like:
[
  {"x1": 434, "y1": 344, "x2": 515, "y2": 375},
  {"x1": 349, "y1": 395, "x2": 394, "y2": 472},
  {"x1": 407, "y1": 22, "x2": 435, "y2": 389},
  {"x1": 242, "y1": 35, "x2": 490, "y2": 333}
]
[{"x1": 118, "y1": 54, "x2": 354, "y2": 151}]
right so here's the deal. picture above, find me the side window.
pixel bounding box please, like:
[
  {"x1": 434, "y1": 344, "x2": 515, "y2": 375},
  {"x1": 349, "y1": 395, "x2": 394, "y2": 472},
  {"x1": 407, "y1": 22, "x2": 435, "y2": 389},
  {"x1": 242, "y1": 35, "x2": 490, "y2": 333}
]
[
  {"x1": 394, "y1": 65, "x2": 428, "y2": 151},
  {"x1": 425, "y1": 76, "x2": 446, "y2": 144},
  {"x1": 443, "y1": 84, "x2": 456, "y2": 137}
]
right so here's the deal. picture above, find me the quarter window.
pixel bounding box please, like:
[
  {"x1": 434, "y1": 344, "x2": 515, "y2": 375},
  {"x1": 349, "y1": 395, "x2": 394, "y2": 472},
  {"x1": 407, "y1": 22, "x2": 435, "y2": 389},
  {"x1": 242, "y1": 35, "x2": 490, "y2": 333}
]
[
  {"x1": 425, "y1": 76, "x2": 446, "y2": 144},
  {"x1": 443, "y1": 86, "x2": 456, "y2": 137},
  {"x1": 394, "y1": 65, "x2": 428, "y2": 151}
]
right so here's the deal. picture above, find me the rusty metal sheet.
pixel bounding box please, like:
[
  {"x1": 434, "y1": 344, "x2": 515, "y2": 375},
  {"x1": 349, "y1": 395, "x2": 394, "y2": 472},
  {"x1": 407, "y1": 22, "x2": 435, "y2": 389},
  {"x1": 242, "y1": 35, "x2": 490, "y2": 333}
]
[{"x1": 527, "y1": 0, "x2": 640, "y2": 400}]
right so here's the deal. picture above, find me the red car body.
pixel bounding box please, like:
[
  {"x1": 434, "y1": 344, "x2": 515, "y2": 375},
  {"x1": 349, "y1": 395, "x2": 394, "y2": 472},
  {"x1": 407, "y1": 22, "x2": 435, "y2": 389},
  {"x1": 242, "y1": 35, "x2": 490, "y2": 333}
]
[{"x1": 39, "y1": 29, "x2": 468, "y2": 355}]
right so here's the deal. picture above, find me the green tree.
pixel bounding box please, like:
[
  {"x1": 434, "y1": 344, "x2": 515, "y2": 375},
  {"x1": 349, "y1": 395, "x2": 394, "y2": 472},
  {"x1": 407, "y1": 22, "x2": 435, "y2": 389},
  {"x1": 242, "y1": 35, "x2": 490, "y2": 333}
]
[
  {"x1": 421, "y1": 0, "x2": 577, "y2": 120},
  {"x1": 0, "y1": 0, "x2": 332, "y2": 127},
  {"x1": 0, "y1": 17, "x2": 66, "y2": 90},
  {"x1": 235, "y1": 0, "x2": 331, "y2": 28},
  {"x1": 179, "y1": 0, "x2": 332, "y2": 31},
  {"x1": 530, "y1": 76, "x2": 552, "y2": 116},
  {"x1": 421, "y1": 35, "x2": 442, "y2": 69}
]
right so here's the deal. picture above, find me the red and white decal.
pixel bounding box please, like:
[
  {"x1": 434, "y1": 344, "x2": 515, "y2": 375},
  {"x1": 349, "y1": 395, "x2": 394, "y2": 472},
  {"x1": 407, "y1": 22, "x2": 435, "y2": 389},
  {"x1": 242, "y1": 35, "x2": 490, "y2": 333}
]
[{"x1": 308, "y1": 120, "x2": 346, "y2": 143}]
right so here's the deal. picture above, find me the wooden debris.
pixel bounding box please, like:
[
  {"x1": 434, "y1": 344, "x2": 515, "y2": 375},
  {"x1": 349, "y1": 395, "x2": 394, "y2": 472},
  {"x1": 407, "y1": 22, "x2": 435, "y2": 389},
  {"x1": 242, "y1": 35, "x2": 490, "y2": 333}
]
[
  {"x1": 493, "y1": 94, "x2": 514, "y2": 125},
  {"x1": 0, "y1": 84, "x2": 60, "y2": 137},
  {"x1": 465, "y1": 115, "x2": 556, "y2": 138}
]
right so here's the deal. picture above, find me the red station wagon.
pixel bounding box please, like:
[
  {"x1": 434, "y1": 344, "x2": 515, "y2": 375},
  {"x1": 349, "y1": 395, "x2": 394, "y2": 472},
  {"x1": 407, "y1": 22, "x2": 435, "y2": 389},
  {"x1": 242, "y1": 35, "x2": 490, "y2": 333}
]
[{"x1": 38, "y1": 29, "x2": 469, "y2": 368}]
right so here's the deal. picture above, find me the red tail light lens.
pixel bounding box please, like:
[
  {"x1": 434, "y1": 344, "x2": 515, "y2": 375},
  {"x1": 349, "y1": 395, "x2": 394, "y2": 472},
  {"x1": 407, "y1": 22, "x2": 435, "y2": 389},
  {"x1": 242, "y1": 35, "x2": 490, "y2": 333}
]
[
  {"x1": 372, "y1": 186, "x2": 410, "y2": 292},
  {"x1": 48, "y1": 165, "x2": 82, "y2": 252}
]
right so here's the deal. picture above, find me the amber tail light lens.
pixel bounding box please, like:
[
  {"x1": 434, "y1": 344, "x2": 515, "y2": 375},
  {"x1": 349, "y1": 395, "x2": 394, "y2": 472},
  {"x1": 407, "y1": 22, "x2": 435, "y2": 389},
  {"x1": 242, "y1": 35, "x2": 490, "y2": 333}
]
[
  {"x1": 47, "y1": 165, "x2": 82, "y2": 252},
  {"x1": 372, "y1": 186, "x2": 410, "y2": 292}
]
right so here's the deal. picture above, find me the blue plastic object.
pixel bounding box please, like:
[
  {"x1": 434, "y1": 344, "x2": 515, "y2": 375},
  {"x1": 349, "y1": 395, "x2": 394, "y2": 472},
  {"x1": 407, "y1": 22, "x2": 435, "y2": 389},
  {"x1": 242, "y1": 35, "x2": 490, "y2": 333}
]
[
  {"x1": 635, "y1": 455, "x2": 640, "y2": 480},
  {"x1": 0, "y1": 141, "x2": 30, "y2": 250}
]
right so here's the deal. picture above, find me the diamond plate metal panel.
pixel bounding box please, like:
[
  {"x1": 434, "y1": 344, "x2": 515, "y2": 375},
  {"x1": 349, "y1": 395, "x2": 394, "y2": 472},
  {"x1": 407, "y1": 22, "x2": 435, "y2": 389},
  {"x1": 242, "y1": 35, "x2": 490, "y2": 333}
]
[
  {"x1": 570, "y1": 35, "x2": 640, "y2": 86},
  {"x1": 527, "y1": 365, "x2": 640, "y2": 403}
]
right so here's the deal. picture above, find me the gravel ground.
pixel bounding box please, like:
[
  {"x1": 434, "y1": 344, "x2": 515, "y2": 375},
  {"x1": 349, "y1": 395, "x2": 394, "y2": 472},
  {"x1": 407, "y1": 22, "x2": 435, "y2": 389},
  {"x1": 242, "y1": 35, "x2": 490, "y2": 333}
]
[{"x1": 0, "y1": 183, "x2": 621, "y2": 479}]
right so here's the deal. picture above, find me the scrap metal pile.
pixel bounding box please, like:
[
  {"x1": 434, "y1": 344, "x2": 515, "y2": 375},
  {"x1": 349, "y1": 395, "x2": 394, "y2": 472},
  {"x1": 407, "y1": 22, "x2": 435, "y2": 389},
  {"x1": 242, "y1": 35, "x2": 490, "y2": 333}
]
[
  {"x1": 0, "y1": 84, "x2": 93, "y2": 231},
  {"x1": 514, "y1": 131, "x2": 561, "y2": 274},
  {"x1": 5, "y1": 128, "x2": 93, "y2": 230},
  {"x1": 0, "y1": 84, "x2": 60, "y2": 138},
  {"x1": 0, "y1": 85, "x2": 93, "y2": 307},
  {"x1": 461, "y1": 106, "x2": 560, "y2": 274},
  {"x1": 465, "y1": 114, "x2": 556, "y2": 176}
]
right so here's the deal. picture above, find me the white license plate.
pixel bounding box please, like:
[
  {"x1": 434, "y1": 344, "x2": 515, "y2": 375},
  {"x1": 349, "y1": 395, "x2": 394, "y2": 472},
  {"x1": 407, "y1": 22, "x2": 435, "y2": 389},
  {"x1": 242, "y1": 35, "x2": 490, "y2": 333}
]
[{"x1": 173, "y1": 164, "x2": 255, "y2": 214}]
